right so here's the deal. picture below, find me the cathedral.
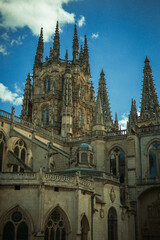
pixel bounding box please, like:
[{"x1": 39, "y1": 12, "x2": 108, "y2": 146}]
[{"x1": 0, "y1": 22, "x2": 160, "y2": 240}]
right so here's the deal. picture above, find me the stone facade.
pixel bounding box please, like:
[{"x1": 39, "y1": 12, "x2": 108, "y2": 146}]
[{"x1": 0, "y1": 23, "x2": 160, "y2": 240}]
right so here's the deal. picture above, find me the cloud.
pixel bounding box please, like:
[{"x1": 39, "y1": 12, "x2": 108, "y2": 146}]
[
  {"x1": 0, "y1": 0, "x2": 77, "y2": 42},
  {"x1": 119, "y1": 113, "x2": 128, "y2": 130},
  {"x1": 80, "y1": 36, "x2": 84, "y2": 42},
  {"x1": 1, "y1": 32, "x2": 9, "y2": 41},
  {"x1": 11, "y1": 35, "x2": 27, "y2": 46},
  {"x1": 78, "y1": 15, "x2": 85, "y2": 27},
  {"x1": 91, "y1": 33, "x2": 99, "y2": 39},
  {"x1": 0, "y1": 83, "x2": 23, "y2": 106},
  {"x1": 14, "y1": 83, "x2": 23, "y2": 94},
  {"x1": 0, "y1": 45, "x2": 8, "y2": 55}
]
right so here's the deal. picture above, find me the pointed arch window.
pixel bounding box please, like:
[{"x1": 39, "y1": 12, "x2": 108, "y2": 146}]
[
  {"x1": 44, "y1": 77, "x2": 51, "y2": 93},
  {"x1": 149, "y1": 141, "x2": 160, "y2": 178},
  {"x1": 110, "y1": 147, "x2": 125, "y2": 183},
  {"x1": 2, "y1": 210, "x2": 28, "y2": 240},
  {"x1": 42, "y1": 107, "x2": 49, "y2": 124},
  {"x1": 108, "y1": 207, "x2": 118, "y2": 240},
  {"x1": 13, "y1": 139, "x2": 27, "y2": 172},
  {"x1": 45, "y1": 208, "x2": 70, "y2": 240},
  {"x1": 0, "y1": 132, "x2": 6, "y2": 172},
  {"x1": 81, "y1": 215, "x2": 89, "y2": 240}
]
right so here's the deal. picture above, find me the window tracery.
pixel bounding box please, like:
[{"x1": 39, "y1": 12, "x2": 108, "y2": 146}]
[
  {"x1": 13, "y1": 139, "x2": 27, "y2": 172},
  {"x1": 44, "y1": 77, "x2": 51, "y2": 93},
  {"x1": 2, "y1": 209, "x2": 28, "y2": 240},
  {"x1": 45, "y1": 208, "x2": 69, "y2": 240},
  {"x1": 42, "y1": 107, "x2": 49, "y2": 124},
  {"x1": 149, "y1": 141, "x2": 160, "y2": 178},
  {"x1": 110, "y1": 147, "x2": 125, "y2": 183}
]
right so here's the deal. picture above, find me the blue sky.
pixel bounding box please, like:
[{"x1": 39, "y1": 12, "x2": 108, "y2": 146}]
[{"x1": 0, "y1": 0, "x2": 160, "y2": 128}]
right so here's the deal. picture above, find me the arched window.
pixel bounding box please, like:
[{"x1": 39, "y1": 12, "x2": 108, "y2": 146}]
[
  {"x1": 2, "y1": 210, "x2": 28, "y2": 240},
  {"x1": 45, "y1": 207, "x2": 70, "y2": 240},
  {"x1": 149, "y1": 141, "x2": 160, "y2": 178},
  {"x1": 81, "y1": 215, "x2": 89, "y2": 240},
  {"x1": 81, "y1": 153, "x2": 88, "y2": 163},
  {"x1": 110, "y1": 147, "x2": 125, "y2": 183},
  {"x1": 0, "y1": 132, "x2": 6, "y2": 172},
  {"x1": 108, "y1": 207, "x2": 118, "y2": 240},
  {"x1": 44, "y1": 77, "x2": 51, "y2": 93},
  {"x1": 13, "y1": 139, "x2": 27, "y2": 172},
  {"x1": 42, "y1": 107, "x2": 49, "y2": 124}
]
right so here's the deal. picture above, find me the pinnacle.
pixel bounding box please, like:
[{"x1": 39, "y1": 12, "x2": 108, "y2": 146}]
[
  {"x1": 100, "y1": 69, "x2": 105, "y2": 77},
  {"x1": 144, "y1": 56, "x2": 149, "y2": 63},
  {"x1": 65, "y1": 49, "x2": 68, "y2": 62}
]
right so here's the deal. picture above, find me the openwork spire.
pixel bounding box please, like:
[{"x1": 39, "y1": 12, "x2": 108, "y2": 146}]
[
  {"x1": 21, "y1": 73, "x2": 32, "y2": 122},
  {"x1": 140, "y1": 57, "x2": 159, "y2": 120},
  {"x1": 114, "y1": 112, "x2": 118, "y2": 130},
  {"x1": 127, "y1": 99, "x2": 138, "y2": 132},
  {"x1": 79, "y1": 44, "x2": 83, "y2": 65},
  {"x1": 72, "y1": 24, "x2": 79, "y2": 64},
  {"x1": 53, "y1": 21, "x2": 60, "y2": 62},
  {"x1": 83, "y1": 35, "x2": 90, "y2": 74},
  {"x1": 94, "y1": 93, "x2": 104, "y2": 125},
  {"x1": 97, "y1": 69, "x2": 112, "y2": 128},
  {"x1": 62, "y1": 56, "x2": 72, "y2": 107},
  {"x1": 34, "y1": 27, "x2": 44, "y2": 69}
]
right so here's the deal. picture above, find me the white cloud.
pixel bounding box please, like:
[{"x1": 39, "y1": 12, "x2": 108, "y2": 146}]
[
  {"x1": 0, "y1": 45, "x2": 8, "y2": 55},
  {"x1": 78, "y1": 15, "x2": 85, "y2": 27},
  {"x1": 119, "y1": 113, "x2": 128, "y2": 130},
  {"x1": 0, "y1": 0, "x2": 77, "y2": 42},
  {"x1": 91, "y1": 33, "x2": 99, "y2": 39},
  {"x1": 0, "y1": 83, "x2": 23, "y2": 106},
  {"x1": 80, "y1": 36, "x2": 84, "y2": 42},
  {"x1": 14, "y1": 83, "x2": 23, "y2": 94},
  {"x1": 1, "y1": 32, "x2": 9, "y2": 41}
]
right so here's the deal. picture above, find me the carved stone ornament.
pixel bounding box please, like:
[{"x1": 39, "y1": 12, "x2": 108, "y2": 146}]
[
  {"x1": 100, "y1": 208, "x2": 104, "y2": 218},
  {"x1": 110, "y1": 187, "x2": 116, "y2": 203}
]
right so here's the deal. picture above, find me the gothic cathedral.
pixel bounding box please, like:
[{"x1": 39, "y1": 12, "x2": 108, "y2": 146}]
[{"x1": 0, "y1": 22, "x2": 160, "y2": 240}]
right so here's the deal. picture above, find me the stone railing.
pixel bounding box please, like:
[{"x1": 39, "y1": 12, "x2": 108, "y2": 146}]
[
  {"x1": 0, "y1": 109, "x2": 126, "y2": 143},
  {"x1": 0, "y1": 172, "x2": 94, "y2": 190},
  {"x1": 0, "y1": 109, "x2": 11, "y2": 119},
  {"x1": 136, "y1": 177, "x2": 160, "y2": 185}
]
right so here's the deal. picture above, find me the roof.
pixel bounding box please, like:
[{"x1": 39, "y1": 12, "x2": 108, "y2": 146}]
[{"x1": 78, "y1": 142, "x2": 93, "y2": 152}]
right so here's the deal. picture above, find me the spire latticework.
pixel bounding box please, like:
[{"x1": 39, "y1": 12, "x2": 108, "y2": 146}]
[
  {"x1": 53, "y1": 21, "x2": 60, "y2": 62},
  {"x1": 140, "y1": 57, "x2": 159, "y2": 120},
  {"x1": 114, "y1": 112, "x2": 118, "y2": 130},
  {"x1": 72, "y1": 24, "x2": 79, "y2": 64},
  {"x1": 79, "y1": 44, "x2": 83, "y2": 65},
  {"x1": 34, "y1": 27, "x2": 44, "y2": 70},
  {"x1": 21, "y1": 73, "x2": 32, "y2": 122},
  {"x1": 83, "y1": 35, "x2": 90, "y2": 74},
  {"x1": 94, "y1": 93, "x2": 104, "y2": 125},
  {"x1": 127, "y1": 99, "x2": 138, "y2": 132},
  {"x1": 97, "y1": 69, "x2": 112, "y2": 128}
]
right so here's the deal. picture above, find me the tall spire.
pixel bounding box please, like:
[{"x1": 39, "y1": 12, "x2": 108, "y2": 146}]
[
  {"x1": 79, "y1": 44, "x2": 83, "y2": 65},
  {"x1": 34, "y1": 27, "x2": 44, "y2": 70},
  {"x1": 127, "y1": 99, "x2": 138, "y2": 132},
  {"x1": 83, "y1": 35, "x2": 90, "y2": 74},
  {"x1": 21, "y1": 73, "x2": 32, "y2": 122},
  {"x1": 61, "y1": 57, "x2": 73, "y2": 137},
  {"x1": 53, "y1": 21, "x2": 60, "y2": 62},
  {"x1": 94, "y1": 93, "x2": 104, "y2": 126},
  {"x1": 140, "y1": 57, "x2": 159, "y2": 120},
  {"x1": 97, "y1": 69, "x2": 112, "y2": 128},
  {"x1": 114, "y1": 112, "x2": 118, "y2": 130},
  {"x1": 72, "y1": 24, "x2": 79, "y2": 64}
]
